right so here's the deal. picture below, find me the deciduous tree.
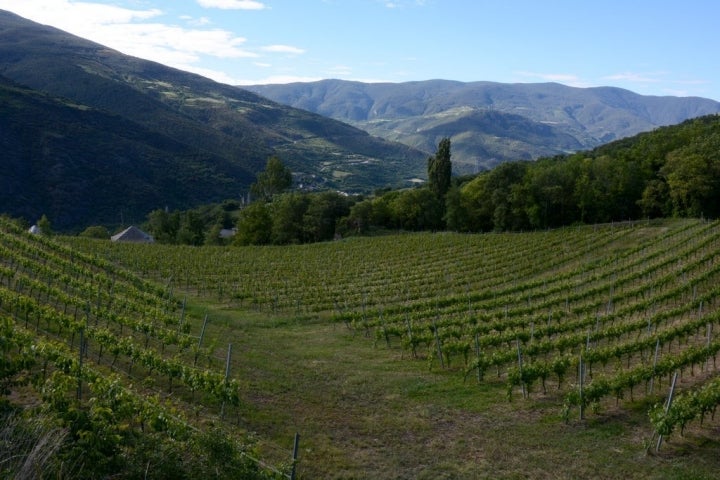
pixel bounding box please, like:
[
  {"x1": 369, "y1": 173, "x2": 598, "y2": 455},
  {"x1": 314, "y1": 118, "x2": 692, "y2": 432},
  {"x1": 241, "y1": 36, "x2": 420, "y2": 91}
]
[
  {"x1": 37, "y1": 214, "x2": 52, "y2": 235},
  {"x1": 234, "y1": 202, "x2": 272, "y2": 245},
  {"x1": 250, "y1": 156, "x2": 292, "y2": 201}
]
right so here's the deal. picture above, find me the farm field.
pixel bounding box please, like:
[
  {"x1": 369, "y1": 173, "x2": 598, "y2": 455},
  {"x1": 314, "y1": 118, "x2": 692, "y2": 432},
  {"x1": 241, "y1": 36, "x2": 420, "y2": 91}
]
[{"x1": 4, "y1": 217, "x2": 720, "y2": 478}]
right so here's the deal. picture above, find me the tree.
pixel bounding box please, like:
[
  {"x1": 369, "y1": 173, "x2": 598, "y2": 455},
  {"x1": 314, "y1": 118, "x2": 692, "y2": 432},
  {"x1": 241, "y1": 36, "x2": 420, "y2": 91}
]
[
  {"x1": 345, "y1": 199, "x2": 374, "y2": 234},
  {"x1": 146, "y1": 209, "x2": 180, "y2": 243},
  {"x1": 270, "y1": 193, "x2": 309, "y2": 244},
  {"x1": 662, "y1": 146, "x2": 720, "y2": 217},
  {"x1": 204, "y1": 222, "x2": 225, "y2": 246},
  {"x1": 428, "y1": 138, "x2": 452, "y2": 198},
  {"x1": 234, "y1": 202, "x2": 272, "y2": 245},
  {"x1": 250, "y1": 156, "x2": 292, "y2": 201},
  {"x1": 176, "y1": 211, "x2": 205, "y2": 245},
  {"x1": 444, "y1": 185, "x2": 470, "y2": 232},
  {"x1": 303, "y1": 191, "x2": 351, "y2": 242},
  {"x1": 390, "y1": 188, "x2": 444, "y2": 231},
  {"x1": 638, "y1": 179, "x2": 672, "y2": 218},
  {"x1": 37, "y1": 214, "x2": 52, "y2": 236},
  {"x1": 79, "y1": 225, "x2": 110, "y2": 239}
]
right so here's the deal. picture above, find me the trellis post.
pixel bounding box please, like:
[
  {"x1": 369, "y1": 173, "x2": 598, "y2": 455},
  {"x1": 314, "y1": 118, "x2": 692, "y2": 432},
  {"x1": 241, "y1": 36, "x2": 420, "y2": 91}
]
[
  {"x1": 656, "y1": 371, "x2": 678, "y2": 452},
  {"x1": 289, "y1": 432, "x2": 300, "y2": 480}
]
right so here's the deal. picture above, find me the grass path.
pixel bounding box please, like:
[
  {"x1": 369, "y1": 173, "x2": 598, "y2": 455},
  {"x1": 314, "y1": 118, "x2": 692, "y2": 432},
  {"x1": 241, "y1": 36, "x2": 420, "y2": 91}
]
[{"x1": 197, "y1": 305, "x2": 720, "y2": 479}]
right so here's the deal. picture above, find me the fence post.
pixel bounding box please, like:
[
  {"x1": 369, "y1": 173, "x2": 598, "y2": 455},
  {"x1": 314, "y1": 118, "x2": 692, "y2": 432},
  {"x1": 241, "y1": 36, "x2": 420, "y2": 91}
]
[
  {"x1": 578, "y1": 354, "x2": 584, "y2": 420},
  {"x1": 77, "y1": 328, "x2": 84, "y2": 400},
  {"x1": 195, "y1": 314, "x2": 209, "y2": 366},
  {"x1": 290, "y1": 432, "x2": 300, "y2": 480},
  {"x1": 220, "y1": 343, "x2": 232, "y2": 419}
]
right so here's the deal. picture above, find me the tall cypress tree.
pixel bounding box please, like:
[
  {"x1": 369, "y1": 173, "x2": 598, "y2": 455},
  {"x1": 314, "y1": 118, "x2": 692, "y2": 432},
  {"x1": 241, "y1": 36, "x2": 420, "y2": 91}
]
[{"x1": 428, "y1": 137, "x2": 452, "y2": 198}]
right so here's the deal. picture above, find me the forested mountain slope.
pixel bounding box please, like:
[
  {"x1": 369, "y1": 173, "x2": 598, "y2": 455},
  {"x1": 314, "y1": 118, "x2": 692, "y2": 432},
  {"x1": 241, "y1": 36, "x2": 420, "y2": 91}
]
[
  {"x1": 441, "y1": 114, "x2": 720, "y2": 232},
  {"x1": 0, "y1": 10, "x2": 425, "y2": 230},
  {"x1": 0, "y1": 76, "x2": 251, "y2": 230}
]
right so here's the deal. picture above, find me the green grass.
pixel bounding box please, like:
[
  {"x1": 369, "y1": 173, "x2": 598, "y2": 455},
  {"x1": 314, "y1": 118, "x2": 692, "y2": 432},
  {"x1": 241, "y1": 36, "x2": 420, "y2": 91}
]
[{"x1": 194, "y1": 304, "x2": 720, "y2": 479}]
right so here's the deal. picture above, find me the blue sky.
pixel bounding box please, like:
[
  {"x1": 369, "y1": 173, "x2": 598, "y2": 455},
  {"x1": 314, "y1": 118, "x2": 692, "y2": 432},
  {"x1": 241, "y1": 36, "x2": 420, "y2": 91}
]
[{"x1": 1, "y1": 0, "x2": 718, "y2": 100}]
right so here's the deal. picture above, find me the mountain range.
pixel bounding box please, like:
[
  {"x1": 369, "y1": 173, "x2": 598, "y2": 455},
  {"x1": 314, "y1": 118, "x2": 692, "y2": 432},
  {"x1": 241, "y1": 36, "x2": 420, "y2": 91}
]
[
  {"x1": 0, "y1": 10, "x2": 424, "y2": 230},
  {"x1": 3, "y1": 8, "x2": 720, "y2": 231},
  {"x1": 246, "y1": 79, "x2": 720, "y2": 172}
]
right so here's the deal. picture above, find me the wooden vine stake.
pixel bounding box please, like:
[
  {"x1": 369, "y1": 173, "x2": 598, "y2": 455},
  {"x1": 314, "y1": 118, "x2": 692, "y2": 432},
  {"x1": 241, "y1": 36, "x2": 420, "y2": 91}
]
[
  {"x1": 380, "y1": 308, "x2": 389, "y2": 347},
  {"x1": 516, "y1": 338, "x2": 526, "y2": 399},
  {"x1": 77, "y1": 328, "x2": 84, "y2": 401},
  {"x1": 290, "y1": 432, "x2": 300, "y2": 480},
  {"x1": 195, "y1": 314, "x2": 209, "y2": 366},
  {"x1": 220, "y1": 342, "x2": 233, "y2": 419},
  {"x1": 474, "y1": 332, "x2": 482, "y2": 383},
  {"x1": 405, "y1": 314, "x2": 416, "y2": 358},
  {"x1": 433, "y1": 316, "x2": 444, "y2": 369},
  {"x1": 656, "y1": 371, "x2": 678, "y2": 453},
  {"x1": 178, "y1": 296, "x2": 187, "y2": 332},
  {"x1": 649, "y1": 338, "x2": 660, "y2": 394},
  {"x1": 704, "y1": 322, "x2": 712, "y2": 371},
  {"x1": 578, "y1": 353, "x2": 584, "y2": 420}
]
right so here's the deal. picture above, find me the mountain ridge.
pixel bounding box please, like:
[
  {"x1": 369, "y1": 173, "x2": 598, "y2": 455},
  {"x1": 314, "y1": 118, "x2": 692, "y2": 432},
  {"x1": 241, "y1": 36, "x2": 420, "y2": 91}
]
[{"x1": 245, "y1": 79, "x2": 720, "y2": 171}]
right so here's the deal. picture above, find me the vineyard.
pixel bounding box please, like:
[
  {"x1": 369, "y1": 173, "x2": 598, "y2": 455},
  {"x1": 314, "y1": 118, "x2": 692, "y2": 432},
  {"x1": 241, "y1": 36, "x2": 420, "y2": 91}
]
[
  {"x1": 0, "y1": 217, "x2": 283, "y2": 479},
  {"x1": 5, "y1": 218, "x2": 720, "y2": 478}
]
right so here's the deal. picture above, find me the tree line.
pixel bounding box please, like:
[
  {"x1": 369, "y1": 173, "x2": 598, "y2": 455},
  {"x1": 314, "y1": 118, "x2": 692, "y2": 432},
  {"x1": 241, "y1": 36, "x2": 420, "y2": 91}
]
[
  {"x1": 140, "y1": 114, "x2": 720, "y2": 245},
  {"x1": 444, "y1": 114, "x2": 720, "y2": 232},
  {"x1": 232, "y1": 142, "x2": 451, "y2": 245}
]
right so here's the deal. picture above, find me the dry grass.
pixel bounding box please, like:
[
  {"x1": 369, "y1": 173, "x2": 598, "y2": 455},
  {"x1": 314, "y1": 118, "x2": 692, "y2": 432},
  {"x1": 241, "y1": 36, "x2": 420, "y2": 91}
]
[{"x1": 0, "y1": 413, "x2": 68, "y2": 479}]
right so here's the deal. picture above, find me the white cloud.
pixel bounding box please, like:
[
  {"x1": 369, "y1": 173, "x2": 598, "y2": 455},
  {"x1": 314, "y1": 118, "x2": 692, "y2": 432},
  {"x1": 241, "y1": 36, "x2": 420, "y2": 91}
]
[
  {"x1": 515, "y1": 71, "x2": 591, "y2": 88},
  {"x1": 379, "y1": 0, "x2": 427, "y2": 8},
  {"x1": 0, "y1": 0, "x2": 162, "y2": 28},
  {"x1": 517, "y1": 71, "x2": 579, "y2": 83},
  {"x1": 602, "y1": 73, "x2": 712, "y2": 98},
  {"x1": 0, "y1": 0, "x2": 258, "y2": 77},
  {"x1": 177, "y1": 65, "x2": 247, "y2": 85},
  {"x1": 196, "y1": 0, "x2": 266, "y2": 10},
  {"x1": 181, "y1": 15, "x2": 212, "y2": 26},
  {"x1": 326, "y1": 65, "x2": 352, "y2": 76},
  {"x1": 72, "y1": 22, "x2": 258, "y2": 65},
  {"x1": 674, "y1": 79, "x2": 711, "y2": 86},
  {"x1": 661, "y1": 88, "x2": 690, "y2": 97},
  {"x1": 603, "y1": 72, "x2": 664, "y2": 83},
  {"x1": 236, "y1": 75, "x2": 323, "y2": 86},
  {"x1": 261, "y1": 45, "x2": 306, "y2": 54}
]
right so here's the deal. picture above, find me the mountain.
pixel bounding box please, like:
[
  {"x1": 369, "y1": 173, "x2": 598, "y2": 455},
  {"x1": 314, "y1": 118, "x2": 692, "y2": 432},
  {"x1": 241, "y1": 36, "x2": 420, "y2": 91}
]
[
  {"x1": 0, "y1": 10, "x2": 426, "y2": 230},
  {"x1": 245, "y1": 79, "x2": 720, "y2": 172},
  {"x1": 0, "y1": 75, "x2": 251, "y2": 230}
]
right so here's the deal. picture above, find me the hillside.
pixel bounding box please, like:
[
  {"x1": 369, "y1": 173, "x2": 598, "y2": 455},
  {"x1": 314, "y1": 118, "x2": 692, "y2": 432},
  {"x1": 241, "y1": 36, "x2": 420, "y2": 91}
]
[
  {"x1": 0, "y1": 10, "x2": 426, "y2": 230},
  {"x1": 0, "y1": 76, "x2": 252, "y2": 230},
  {"x1": 431, "y1": 114, "x2": 720, "y2": 233},
  {"x1": 62, "y1": 218, "x2": 720, "y2": 479},
  {"x1": 246, "y1": 79, "x2": 720, "y2": 172},
  {"x1": 0, "y1": 217, "x2": 278, "y2": 479}
]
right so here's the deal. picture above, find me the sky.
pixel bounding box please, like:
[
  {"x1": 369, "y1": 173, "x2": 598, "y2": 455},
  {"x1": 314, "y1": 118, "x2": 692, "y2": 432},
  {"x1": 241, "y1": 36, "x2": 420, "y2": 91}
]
[{"x1": 1, "y1": 0, "x2": 719, "y2": 100}]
